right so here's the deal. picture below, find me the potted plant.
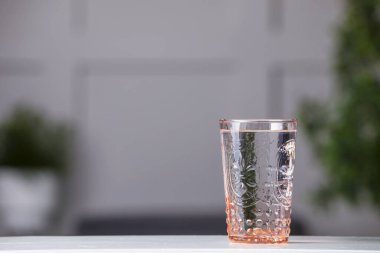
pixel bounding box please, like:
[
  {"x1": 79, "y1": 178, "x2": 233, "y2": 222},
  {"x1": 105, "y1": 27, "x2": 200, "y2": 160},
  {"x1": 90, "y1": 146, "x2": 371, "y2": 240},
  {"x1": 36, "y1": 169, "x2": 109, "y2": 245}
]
[
  {"x1": 0, "y1": 105, "x2": 71, "y2": 235},
  {"x1": 299, "y1": 0, "x2": 380, "y2": 208}
]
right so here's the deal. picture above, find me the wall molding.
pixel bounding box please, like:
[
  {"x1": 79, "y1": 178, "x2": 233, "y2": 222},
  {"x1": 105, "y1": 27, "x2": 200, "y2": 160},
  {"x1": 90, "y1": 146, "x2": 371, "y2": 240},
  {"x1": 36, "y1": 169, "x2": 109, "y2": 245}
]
[
  {"x1": 71, "y1": 58, "x2": 236, "y2": 123},
  {"x1": 70, "y1": 0, "x2": 87, "y2": 35},
  {"x1": 0, "y1": 59, "x2": 43, "y2": 76},
  {"x1": 267, "y1": 60, "x2": 330, "y2": 117}
]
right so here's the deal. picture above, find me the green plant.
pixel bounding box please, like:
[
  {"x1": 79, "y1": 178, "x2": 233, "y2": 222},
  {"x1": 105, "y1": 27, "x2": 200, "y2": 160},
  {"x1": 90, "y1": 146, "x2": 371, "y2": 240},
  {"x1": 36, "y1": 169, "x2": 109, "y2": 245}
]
[
  {"x1": 299, "y1": 0, "x2": 380, "y2": 207},
  {"x1": 240, "y1": 132, "x2": 257, "y2": 229},
  {"x1": 0, "y1": 105, "x2": 71, "y2": 175}
]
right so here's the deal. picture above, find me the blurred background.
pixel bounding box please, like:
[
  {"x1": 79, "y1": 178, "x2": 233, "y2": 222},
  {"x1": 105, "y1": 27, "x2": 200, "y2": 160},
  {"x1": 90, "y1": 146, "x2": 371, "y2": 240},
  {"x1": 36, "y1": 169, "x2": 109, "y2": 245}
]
[{"x1": 0, "y1": 0, "x2": 380, "y2": 236}]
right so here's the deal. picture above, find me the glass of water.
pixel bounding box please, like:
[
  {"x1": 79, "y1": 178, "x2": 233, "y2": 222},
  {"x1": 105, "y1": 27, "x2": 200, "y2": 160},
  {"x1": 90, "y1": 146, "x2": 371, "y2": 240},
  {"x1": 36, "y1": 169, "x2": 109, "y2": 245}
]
[{"x1": 219, "y1": 119, "x2": 297, "y2": 244}]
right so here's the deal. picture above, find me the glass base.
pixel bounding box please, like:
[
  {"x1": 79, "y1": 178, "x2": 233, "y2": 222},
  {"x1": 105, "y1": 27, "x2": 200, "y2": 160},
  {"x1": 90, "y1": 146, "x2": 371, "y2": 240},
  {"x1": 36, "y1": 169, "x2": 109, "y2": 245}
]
[{"x1": 228, "y1": 235, "x2": 288, "y2": 244}]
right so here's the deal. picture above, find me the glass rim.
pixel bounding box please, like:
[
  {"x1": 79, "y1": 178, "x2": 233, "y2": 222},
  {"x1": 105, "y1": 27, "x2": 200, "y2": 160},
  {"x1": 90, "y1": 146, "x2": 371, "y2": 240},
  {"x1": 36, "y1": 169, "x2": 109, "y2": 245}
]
[{"x1": 219, "y1": 118, "x2": 297, "y2": 123}]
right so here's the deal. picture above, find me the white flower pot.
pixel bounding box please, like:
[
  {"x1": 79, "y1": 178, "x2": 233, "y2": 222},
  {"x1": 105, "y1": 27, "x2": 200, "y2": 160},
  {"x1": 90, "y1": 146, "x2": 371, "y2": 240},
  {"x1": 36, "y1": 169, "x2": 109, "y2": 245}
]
[{"x1": 0, "y1": 168, "x2": 58, "y2": 235}]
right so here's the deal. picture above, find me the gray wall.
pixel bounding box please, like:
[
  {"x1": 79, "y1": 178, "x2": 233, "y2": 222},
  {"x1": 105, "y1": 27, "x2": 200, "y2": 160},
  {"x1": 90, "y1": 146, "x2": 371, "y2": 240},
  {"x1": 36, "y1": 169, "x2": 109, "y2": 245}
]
[{"x1": 1, "y1": 0, "x2": 380, "y2": 235}]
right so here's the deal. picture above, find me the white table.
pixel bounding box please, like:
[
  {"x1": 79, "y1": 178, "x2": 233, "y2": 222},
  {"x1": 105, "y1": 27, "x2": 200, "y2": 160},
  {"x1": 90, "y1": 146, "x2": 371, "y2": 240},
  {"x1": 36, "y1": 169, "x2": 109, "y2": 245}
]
[{"x1": 0, "y1": 236, "x2": 379, "y2": 252}]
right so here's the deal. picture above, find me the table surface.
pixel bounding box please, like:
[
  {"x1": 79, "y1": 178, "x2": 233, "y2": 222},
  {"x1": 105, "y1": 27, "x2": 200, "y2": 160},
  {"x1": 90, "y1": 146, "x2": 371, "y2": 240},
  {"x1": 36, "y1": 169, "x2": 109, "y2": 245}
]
[{"x1": 0, "y1": 236, "x2": 379, "y2": 252}]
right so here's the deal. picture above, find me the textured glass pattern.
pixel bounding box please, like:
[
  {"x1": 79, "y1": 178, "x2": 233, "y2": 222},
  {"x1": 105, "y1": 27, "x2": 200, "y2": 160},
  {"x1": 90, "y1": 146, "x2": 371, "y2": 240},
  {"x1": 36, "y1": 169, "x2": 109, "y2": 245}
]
[{"x1": 220, "y1": 120, "x2": 296, "y2": 244}]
